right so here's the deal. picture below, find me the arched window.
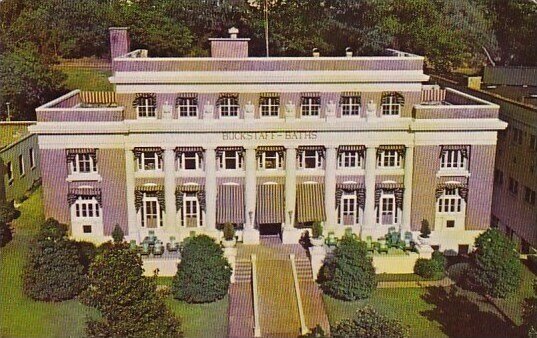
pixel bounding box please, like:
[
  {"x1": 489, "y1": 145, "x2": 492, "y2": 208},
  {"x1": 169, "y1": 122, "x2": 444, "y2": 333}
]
[
  {"x1": 133, "y1": 93, "x2": 157, "y2": 118},
  {"x1": 381, "y1": 92, "x2": 404, "y2": 116}
]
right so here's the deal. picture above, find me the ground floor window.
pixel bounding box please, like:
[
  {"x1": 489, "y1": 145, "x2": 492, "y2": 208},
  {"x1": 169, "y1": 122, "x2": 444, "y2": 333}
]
[
  {"x1": 181, "y1": 193, "x2": 203, "y2": 227},
  {"x1": 376, "y1": 194, "x2": 399, "y2": 225},
  {"x1": 338, "y1": 193, "x2": 360, "y2": 225},
  {"x1": 141, "y1": 196, "x2": 163, "y2": 228}
]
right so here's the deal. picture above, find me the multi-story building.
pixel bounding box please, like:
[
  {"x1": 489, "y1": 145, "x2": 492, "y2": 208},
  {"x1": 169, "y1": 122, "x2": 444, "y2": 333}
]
[
  {"x1": 31, "y1": 27, "x2": 505, "y2": 252},
  {"x1": 0, "y1": 122, "x2": 41, "y2": 203}
]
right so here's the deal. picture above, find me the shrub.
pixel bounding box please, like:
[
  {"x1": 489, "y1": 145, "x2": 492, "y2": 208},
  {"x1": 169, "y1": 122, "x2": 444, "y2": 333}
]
[
  {"x1": 223, "y1": 222, "x2": 235, "y2": 241},
  {"x1": 465, "y1": 228, "x2": 522, "y2": 298},
  {"x1": 523, "y1": 280, "x2": 537, "y2": 338},
  {"x1": 172, "y1": 235, "x2": 231, "y2": 303},
  {"x1": 0, "y1": 221, "x2": 12, "y2": 247},
  {"x1": 300, "y1": 324, "x2": 328, "y2": 337},
  {"x1": 420, "y1": 219, "x2": 431, "y2": 238},
  {"x1": 0, "y1": 200, "x2": 21, "y2": 224},
  {"x1": 312, "y1": 221, "x2": 323, "y2": 239},
  {"x1": 528, "y1": 254, "x2": 537, "y2": 273},
  {"x1": 414, "y1": 251, "x2": 446, "y2": 280},
  {"x1": 111, "y1": 224, "x2": 124, "y2": 243},
  {"x1": 319, "y1": 235, "x2": 377, "y2": 300},
  {"x1": 23, "y1": 219, "x2": 86, "y2": 301},
  {"x1": 76, "y1": 241, "x2": 98, "y2": 273},
  {"x1": 81, "y1": 244, "x2": 182, "y2": 337},
  {"x1": 331, "y1": 306, "x2": 409, "y2": 338}
]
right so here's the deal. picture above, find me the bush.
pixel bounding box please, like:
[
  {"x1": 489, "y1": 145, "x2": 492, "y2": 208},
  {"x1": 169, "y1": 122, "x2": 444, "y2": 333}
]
[
  {"x1": 172, "y1": 235, "x2": 231, "y2": 303},
  {"x1": 111, "y1": 224, "x2": 124, "y2": 243},
  {"x1": 0, "y1": 221, "x2": 12, "y2": 247},
  {"x1": 414, "y1": 251, "x2": 446, "y2": 280},
  {"x1": 81, "y1": 244, "x2": 182, "y2": 337},
  {"x1": 312, "y1": 221, "x2": 323, "y2": 239},
  {"x1": 223, "y1": 222, "x2": 235, "y2": 241},
  {"x1": 319, "y1": 235, "x2": 377, "y2": 300},
  {"x1": 331, "y1": 306, "x2": 409, "y2": 338},
  {"x1": 0, "y1": 200, "x2": 21, "y2": 224},
  {"x1": 528, "y1": 255, "x2": 537, "y2": 273},
  {"x1": 23, "y1": 219, "x2": 86, "y2": 301},
  {"x1": 300, "y1": 324, "x2": 328, "y2": 337},
  {"x1": 523, "y1": 280, "x2": 537, "y2": 338},
  {"x1": 465, "y1": 228, "x2": 522, "y2": 298}
]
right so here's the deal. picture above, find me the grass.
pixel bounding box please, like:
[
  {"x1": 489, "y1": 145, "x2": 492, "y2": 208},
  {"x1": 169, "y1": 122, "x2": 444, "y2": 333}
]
[
  {"x1": 0, "y1": 188, "x2": 229, "y2": 338},
  {"x1": 0, "y1": 187, "x2": 97, "y2": 338},
  {"x1": 57, "y1": 66, "x2": 113, "y2": 91},
  {"x1": 494, "y1": 263, "x2": 536, "y2": 325}
]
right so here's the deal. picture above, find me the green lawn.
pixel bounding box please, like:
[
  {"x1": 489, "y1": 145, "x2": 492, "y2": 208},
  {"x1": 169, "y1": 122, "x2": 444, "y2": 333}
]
[
  {"x1": 58, "y1": 67, "x2": 113, "y2": 91},
  {"x1": 376, "y1": 273, "x2": 428, "y2": 282},
  {"x1": 0, "y1": 188, "x2": 229, "y2": 338},
  {"x1": 494, "y1": 263, "x2": 536, "y2": 325}
]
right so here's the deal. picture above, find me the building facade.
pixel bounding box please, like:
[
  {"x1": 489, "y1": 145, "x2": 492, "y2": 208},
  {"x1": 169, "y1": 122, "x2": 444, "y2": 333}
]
[
  {"x1": 0, "y1": 122, "x2": 41, "y2": 203},
  {"x1": 31, "y1": 28, "x2": 505, "y2": 252}
]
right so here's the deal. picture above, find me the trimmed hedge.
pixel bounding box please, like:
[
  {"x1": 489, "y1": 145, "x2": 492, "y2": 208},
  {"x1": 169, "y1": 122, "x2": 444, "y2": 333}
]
[
  {"x1": 332, "y1": 306, "x2": 409, "y2": 338},
  {"x1": 172, "y1": 235, "x2": 231, "y2": 303},
  {"x1": 414, "y1": 251, "x2": 446, "y2": 280}
]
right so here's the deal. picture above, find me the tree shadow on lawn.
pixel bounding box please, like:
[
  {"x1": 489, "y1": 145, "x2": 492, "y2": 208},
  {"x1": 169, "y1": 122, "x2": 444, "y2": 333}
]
[{"x1": 420, "y1": 286, "x2": 524, "y2": 338}]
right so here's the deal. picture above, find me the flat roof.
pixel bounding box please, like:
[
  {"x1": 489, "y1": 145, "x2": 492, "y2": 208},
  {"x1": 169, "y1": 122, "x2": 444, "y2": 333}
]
[
  {"x1": 480, "y1": 85, "x2": 537, "y2": 108},
  {"x1": 0, "y1": 122, "x2": 35, "y2": 150}
]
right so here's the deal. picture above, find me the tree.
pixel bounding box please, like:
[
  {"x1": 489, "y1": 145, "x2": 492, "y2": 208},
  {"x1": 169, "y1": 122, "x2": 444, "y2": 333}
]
[
  {"x1": 524, "y1": 280, "x2": 537, "y2": 338},
  {"x1": 465, "y1": 228, "x2": 522, "y2": 298},
  {"x1": 0, "y1": 43, "x2": 66, "y2": 120},
  {"x1": 22, "y1": 218, "x2": 86, "y2": 301},
  {"x1": 81, "y1": 243, "x2": 183, "y2": 338},
  {"x1": 172, "y1": 235, "x2": 231, "y2": 303},
  {"x1": 331, "y1": 306, "x2": 409, "y2": 338},
  {"x1": 111, "y1": 224, "x2": 124, "y2": 243},
  {"x1": 0, "y1": 200, "x2": 20, "y2": 224},
  {"x1": 319, "y1": 234, "x2": 377, "y2": 301}
]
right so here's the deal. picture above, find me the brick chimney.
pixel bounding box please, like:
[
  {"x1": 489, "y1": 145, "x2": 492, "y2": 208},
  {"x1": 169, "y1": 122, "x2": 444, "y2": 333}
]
[
  {"x1": 109, "y1": 27, "x2": 130, "y2": 59},
  {"x1": 209, "y1": 27, "x2": 250, "y2": 58}
]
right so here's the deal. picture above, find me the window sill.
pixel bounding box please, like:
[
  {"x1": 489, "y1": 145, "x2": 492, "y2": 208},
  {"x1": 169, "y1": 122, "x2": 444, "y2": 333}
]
[
  {"x1": 67, "y1": 173, "x2": 102, "y2": 182},
  {"x1": 436, "y1": 170, "x2": 470, "y2": 178}
]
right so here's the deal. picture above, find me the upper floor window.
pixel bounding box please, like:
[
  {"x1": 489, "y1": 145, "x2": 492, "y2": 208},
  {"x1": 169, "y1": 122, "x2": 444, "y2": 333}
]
[
  {"x1": 134, "y1": 147, "x2": 163, "y2": 171},
  {"x1": 340, "y1": 94, "x2": 361, "y2": 116},
  {"x1": 217, "y1": 147, "x2": 244, "y2": 170},
  {"x1": 338, "y1": 146, "x2": 365, "y2": 169},
  {"x1": 176, "y1": 147, "x2": 204, "y2": 170},
  {"x1": 437, "y1": 188, "x2": 463, "y2": 213},
  {"x1": 511, "y1": 127, "x2": 523, "y2": 145},
  {"x1": 29, "y1": 148, "x2": 36, "y2": 169},
  {"x1": 176, "y1": 95, "x2": 198, "y2": 118},
  {"x1": 381, "y1": 92, "x2": 404, "y2": 116},
  {"x1": 377, "y1": 146, "x2": 404, "y2": 168},
  {"x1": 524, "y1": 186, "x2": 536, "y2": 206},
  {"x1": 18, "y1": 154, "x2": 25, "y2": 176},
  {"x1": 6, "y1": 161, "x2": 13, "y2": 184},
  {"x1": 298, "y1": 146, "x2": 324, "y2": 169},
  {"x1": 508, "y1": 177, "x2": 519, "y2": 196},
  {"x1": 440, "y1": 146, "x2": 468, "y2": 170},
  {"x1": 301, "y1": 95, "x2": 321, "y2": 117},
  {"x1": 494, "y1": 169, "x2": 504, "y2": 186},
  {"x1": 73, "y1": 196, "x2": 101, "y2": 219},
  {"x1": 259, "y1": 95, "x2": 280, "y2": 117},
  {"x1": 529, "y1": 134, "x2": 537, "y2": 151},
  {"x1": 67, "y1": 149, "x2": 97, "y2": 174},
  {"x1": 134, "y1": 93, "x2": 157, "y2": 118},
  {"x1": 218, "y1": 94, "x2": 239, "y2": 118},
  {"x1": 257, "y1": 146, "x2": 284, "y2": 170}
]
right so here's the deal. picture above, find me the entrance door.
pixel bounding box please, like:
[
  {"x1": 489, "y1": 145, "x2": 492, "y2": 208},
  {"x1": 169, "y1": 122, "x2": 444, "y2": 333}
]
[
  {"x1": 144, "y1": 199, "x2": 159, "y2": 228},
  {"x1": 259, "y1": 223, "x2": 281, "y2": 236},
  {"x1": 183, "y1": 196, "x2": 199, "y2": 228},
  {"x1": 380, "y1": 195, "x2": 395, "y2": 225}
]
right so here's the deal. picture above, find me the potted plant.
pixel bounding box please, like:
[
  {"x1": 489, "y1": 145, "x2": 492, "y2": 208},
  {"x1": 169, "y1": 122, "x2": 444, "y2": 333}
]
[
  {"x1": 310, "y1": 221, "x2": 324, "y2": 247},
  {"x1": 221, "y1": 222, "x2": 236, "y2": 248},
  {"x1": 418, "y1": 219, "x2": 431, "y2": 245}
]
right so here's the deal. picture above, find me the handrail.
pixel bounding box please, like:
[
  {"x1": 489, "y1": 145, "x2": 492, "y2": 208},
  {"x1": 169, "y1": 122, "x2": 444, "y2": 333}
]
[
  {"x1": 290, "y1": 254, "x2": 309, "y2": 335},
  {"x1": 251, "y1": 254, "x2": 261, "y2": 337}
]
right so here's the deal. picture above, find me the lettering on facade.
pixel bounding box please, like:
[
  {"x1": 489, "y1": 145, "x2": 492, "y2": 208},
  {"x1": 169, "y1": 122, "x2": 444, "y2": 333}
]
[{"x1": 222, "y1": 131, "x2": 318, "y2": 141}]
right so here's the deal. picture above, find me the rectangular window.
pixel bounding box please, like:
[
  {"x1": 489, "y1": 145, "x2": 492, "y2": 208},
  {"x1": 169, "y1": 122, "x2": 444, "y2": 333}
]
[
  {"x1": 18, "y1": 154, "x2": 25, "y2": 176},
  {"x1": 494, "y1": 169, "x2": 504, "y2": 186},
  {"x1": 6, "y1": 161, "x2": 13, "y2": 184},
  {"x1": 530, "y1": 134, "x2": 537, "y2": 151},
  {"x1": 301, "y1": 97, "x2": 320, "y2": 117},
  {"x1": 137, "y1": 98, "x2": 156, "y2": 118},
  {"x1": 259, "y1": 97, "x2": 280, "y2": 117},
  {"x1": 176, "y1": 98, "x2": 198, "y2": 117},
  {"x1": 29, "y1": 148, "x2": 36, "y2": 169},
  {"x1": 143, "y1": 199, "x2": 160, "y2": 228},
  {"x1": 182, "y1": 193, "x2": 202, "y2": 227},
  {"x1": 512, "y1": 127, "x2": 523, "y2": 145},
  {"x1": 377, "y1": 150, "x2": 401, "y2": 168},
  {"x1": 221, "y1": 150, "x2": 242, "y2": 170},
  {"x1": 83, "y1": 225, "x2": 92, "y2": 233},
  {"x1": 446, "y1": 220, "x2": 455, "y2": 228},
  {"x1": 74, "y1": 196, "x2": 100, "y2": 218},
  {"x1": 437, "y1": 189, "x2": 463, "y2": 213},
  {"x1": 340, "y1": 194, "x2": 359, "y2": 225},
  {"x1": 376, "y1": 195, "x2": 398, "y2": 224},
  {"x1": 138, "y1": 152, "x2": 162, "y2": 171},
  {"x1": 338, "y1": 151, "x2": 363, "y2": 168},
  {"x1": 524, "y1": 187, "x2": 536, "y2": 206},
  {"x1": 219, "y1": 97, "x2": 239, "y2": 117},
  {"x1": 299, "y1": 150, "x2": 323, "y2": 169},
  {"x1": 179, "y1": 152, "x2": 202, "y2": 170},
  {"x1": 508, "y1": 177, "x2": 519, "y2": 196},
  {"x1": 74, "y1": 154, "x2": 95, "y2": 173},
  {"x1": 258, "y1": 151, "x2": 282, "y2": 170},
  {"x1": 340, "y1": 96, "x2": 361, "y2": 116},
  {"x1": 440, "y1": 150, "x2": 466, "y2": 169}
]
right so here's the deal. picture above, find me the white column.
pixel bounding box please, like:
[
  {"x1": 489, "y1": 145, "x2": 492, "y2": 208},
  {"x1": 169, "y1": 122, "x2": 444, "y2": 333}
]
[
  {"x1": 363, "y1": 146, "x2": 377, "y2": 229},
  {"x1": 125, "y1": 149, "x2": 138, "y2": 241},
  {"x1": 243, "y1": 147, "x2": 259, "y2": 244},
  {"x1": 205, "y1": 147, "x2": 217, "y2": 234},
  {"x1": 401, "y1": 146, "x2": 414, "y2": 235},
  {"x1": 324, "y1": 146, "x2": 337, "y2": 232},
  {"x1": 164, "y1": 148, "x2": 177, "y2": 229},
  {"x1": 282, "y1": 146, "x2": 298, "y2": 244}
]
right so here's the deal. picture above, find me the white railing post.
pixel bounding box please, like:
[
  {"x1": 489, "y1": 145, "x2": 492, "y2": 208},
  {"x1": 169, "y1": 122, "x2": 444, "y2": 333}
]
[
  {"x1": 251, "y1": 254, "x2": 261, "y2": 337},
  {"x1": 290, "y1": 254, "x2": 309, "y2": 335}
]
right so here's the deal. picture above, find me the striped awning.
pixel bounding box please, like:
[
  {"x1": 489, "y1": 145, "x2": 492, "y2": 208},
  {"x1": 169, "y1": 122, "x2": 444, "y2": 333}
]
[
  {"x1": 217, "y1": 185, "x2": 245, "y2": 224},
  {"x1": 296, "y1": 183, "x2": 326, "y2": 223},
  {"x1": 216, "y1": 146, "x2": 244, "y2": 157},
  {"x1": 135, "y1": 185, "x2": 165, "y2": 211},
  {"x1": 80, "y1": 91, "x2": 117, "y2": 105},
  {"x1": 66, "y1": 148, "x2": 97, "y2": 163},
  {"x1": 298, "y1": 145, "x2": 325, "y2": 152},
  {"x1": 381, "y1": 92, "x2": 405, "y2": 105},
  {"x1": 132, "y1": 93, "x2": 156, "y2": 108},
  {"x1": 175, "y1": 185, "x2": 206, "y2": 211},
  {"x1": 421, "y1": 89, "x2": 446, "y2": 102},
  {"x1": 256, "y1": 146, "x2": 285, "y2": 158},
  {"x1": 335, "y1": 183, "x2": 365, "y2": 209},
  {"x1": 67, "y1": 187, "x2": 102, "y2": 206},
  {"x1": 440, "y1": 145, "x2": 469, "y2": 158},
  {"x1": 175, "y1": 146, "x2": 204, "y2": 157},
  {"x1": 374, "y1": 183, "x2": 404, "y2": 209},
  {"x1": 338, "y1": 145, "x2": 365, "y2": 153},
  {"x1": 377, "y1": 145, "x2": 405, "y2": 157},
  {"x1": 256, "y1": 184, "x2": 285, "y2": 224},
  {"x1": 175, "y1": 94, "x2": 198, "y2": 106},
  {"x1": 435, "y1": 182, "x2": 469, "y2": 201},
  {"x1": 133, "y1": 147, "x2": 163, "y2": 158},
  {"x1": 339, "y1": 92, "x2": 361, "y2": 104},
  {"x1": 260, "y1": 92, "x2": 279, "y2": 98}
]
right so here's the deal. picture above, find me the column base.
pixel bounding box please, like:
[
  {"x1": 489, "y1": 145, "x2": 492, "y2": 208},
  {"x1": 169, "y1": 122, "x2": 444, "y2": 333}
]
[
  {"x1": 242, "y1": 229, "x2": 260, "y2": 245},
  {"x1": 308, "y1": 246, "x2": 327, "y2": 281},
  {"x1": 282, "y1": 227, "x2": 302, "y2": 244},
  {"x1": 416, "y1": 244, "x2": 434, "y2": 259}
]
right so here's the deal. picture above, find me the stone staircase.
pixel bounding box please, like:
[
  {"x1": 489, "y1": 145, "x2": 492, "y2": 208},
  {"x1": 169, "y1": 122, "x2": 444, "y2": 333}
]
[
  {"x1": 295, "y1": 256, "x2": 314, "y2": 281},
  {"x1": 228, "y1": 258, "x2": 255, "y2": 338},
  {"x1": 235, "y1": 258, "x2": 252, "y2": 283}
]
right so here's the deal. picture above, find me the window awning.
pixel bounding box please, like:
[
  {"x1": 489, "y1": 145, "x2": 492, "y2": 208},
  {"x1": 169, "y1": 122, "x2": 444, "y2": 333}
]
[
  {"x1": 67, "y1": 187, "x2": 102, "y2": 206},
  {"x1": 66, "y1": 148, "x2": 97, "y2": 163},
  {"x1": 435, "y1": 183, "x2": 469, "y2": 201},
  {"x1": 256, "y1": 184, "x2": 285, "y2": 224},
  {"x1": 377, "y1": 145, "x2": 405, "y2": 157},
  {"x1": 335, "y1": 183, "x2": 365, "y2": 210},
  {"x1": 296, "y1": 183, "x2": 326, "y2": 223},
  {"x1": 134, "y1": 185, "x2": 165, "y2": 212},
  {"x1": 132, "y1": 93, "x2": 156, "y2": 107},
  {"x1": 217, "y1": 185, "x2": 245, "y2": 224},
  {"x1": 133, "y1": 147, "x2": 163, "y2": 158},
  {"x1": 175, "y1": 147, "x2": 204, "y2": 157},
  {"x1": 381, "y1": 92, "x2": 405, "y2": 105},
  {"x1": 256, "y1": 146, "x2": 285, "y2": 158},
  {"x1": 216, "y1": 146, "x2": 244, "y2": 157},
  {"x1": 374, "y1": 183, "x2": 404, "y2": 209},
  {"x1": 260, "y1": 92, "x2": 279, "y2": 98},
  {"x1": 175, "y1": 185, "x2": 206, "y2": 211},
  {"x1": 440, "y1": 145, "x2": 469, "y2": 158},
  {"x1": 340, "y1": 91, "x2": 361, "y2": 97},
  {"x1": 338, "y1": 145, "x2": 365, "y2": 153},
  {"x1": 80, "y1": 91, "x2": 117, "y2": 105}
]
